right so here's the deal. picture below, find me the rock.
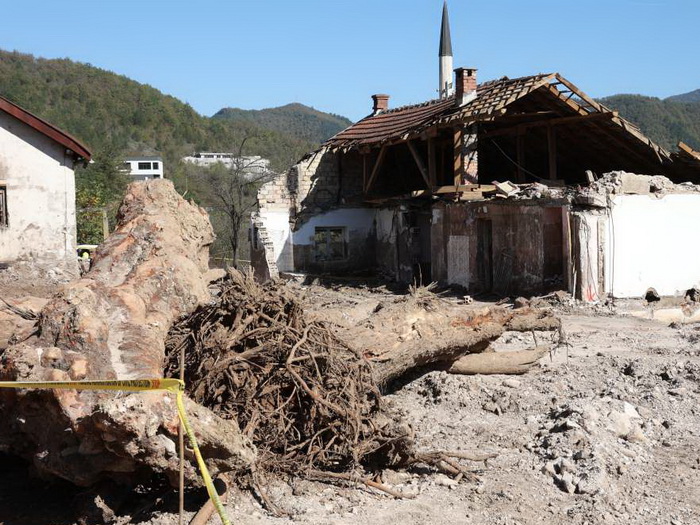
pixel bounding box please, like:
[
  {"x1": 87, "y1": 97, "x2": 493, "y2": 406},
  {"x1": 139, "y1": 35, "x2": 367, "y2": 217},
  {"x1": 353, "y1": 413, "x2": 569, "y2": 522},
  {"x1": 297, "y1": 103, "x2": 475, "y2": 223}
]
[
  {"x1": 626, "y1": 424, "x2": 647, "y2": 443},
  {"x1": 555, "y1": 472, "x2": 576, "y2": 494},
  {"x1": 576, "y1": 468, "x2": 605, "y2": 495},
  {"x1": 608, "y1": 410, "x2": 633, "y2": 438},
  {"x1": 559, "y1": 458, "x2": 576, "y2": 474},
  {"x1": 514, "y1": 297, "x2": 530, "y2": 309},
  {"x1": 669, "y1": 387, "x2": 688, "y2": 397},
  {"x1": 622, "y1": 402, "x2": 641, "y2": 419},
  {"x1": 503, "y1": 378, "x2": 521, "y2": 389},
  {"x1": 434, "y1": 474, "x2": 458, "y2": 487}
]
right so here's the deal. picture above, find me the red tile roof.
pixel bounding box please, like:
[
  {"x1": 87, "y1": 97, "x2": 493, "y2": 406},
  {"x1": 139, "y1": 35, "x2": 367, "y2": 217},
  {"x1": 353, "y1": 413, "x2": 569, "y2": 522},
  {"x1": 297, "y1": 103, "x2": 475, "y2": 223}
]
[
  {"x1": 0, "y1": 95, "x2": 91, "y2": 161},
  {"x1": 325, "y1": 74, "x2": 555, "y2": 150}
]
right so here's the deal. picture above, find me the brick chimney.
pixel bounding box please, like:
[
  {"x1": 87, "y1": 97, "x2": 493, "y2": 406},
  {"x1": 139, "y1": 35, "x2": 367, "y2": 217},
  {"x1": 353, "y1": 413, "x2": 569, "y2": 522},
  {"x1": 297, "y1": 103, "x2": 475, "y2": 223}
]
[
  {"x1": 372, "y1": 94, "x2": 390, "y2": 115},
  {"x1": 455, "y1": 68, "x2": 477, "y2": 106}
]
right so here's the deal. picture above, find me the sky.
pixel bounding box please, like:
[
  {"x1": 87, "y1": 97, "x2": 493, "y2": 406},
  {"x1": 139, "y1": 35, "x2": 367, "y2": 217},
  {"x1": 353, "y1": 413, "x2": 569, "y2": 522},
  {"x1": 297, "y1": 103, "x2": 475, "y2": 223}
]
[{"x1": 2, "y1": 0, "x2": 698, "y2": 122}]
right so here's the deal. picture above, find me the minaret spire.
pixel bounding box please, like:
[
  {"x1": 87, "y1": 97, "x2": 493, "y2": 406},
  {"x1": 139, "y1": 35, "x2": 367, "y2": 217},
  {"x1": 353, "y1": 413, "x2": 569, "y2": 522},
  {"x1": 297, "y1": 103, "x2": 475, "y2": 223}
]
[{"x1": 439, "y1": 1, "x2": 454, "y2": 98}]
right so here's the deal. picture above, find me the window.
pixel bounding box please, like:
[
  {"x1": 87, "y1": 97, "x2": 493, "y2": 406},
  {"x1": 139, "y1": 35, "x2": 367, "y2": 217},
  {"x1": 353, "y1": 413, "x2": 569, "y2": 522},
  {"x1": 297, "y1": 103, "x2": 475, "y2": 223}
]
[
  {"x1": 152, "y1": 162, "x2": 159, "y2": 169},
  {"x1": 122, "y1": 162, "x2": 131, "y2": 171},
  {"x1": 137, "y1": 162, "x2": 151, "y2": 170},
  {"x1": 0, "y1": 187, "x2": 7, "y2": 227},
  {"x1": 314, "y1": 227, "x2": 346, "y2": 261}
]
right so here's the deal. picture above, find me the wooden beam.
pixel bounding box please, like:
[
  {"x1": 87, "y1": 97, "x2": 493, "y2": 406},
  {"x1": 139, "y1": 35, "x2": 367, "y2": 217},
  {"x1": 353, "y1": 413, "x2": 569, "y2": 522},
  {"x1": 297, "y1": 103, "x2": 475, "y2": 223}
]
[
  {"x1": 365, "y1": 145, "x2": 387, "y2": 194},
  {"x1": 362, "y1": 153, "x2": 367, "y2": 193},
  {"x1": 517, "y1": 132, "x2": 525, "y2": 183},
  {"x1": 544, "y1": 84, "x2": 588, "y2": 116},
  {"x1": 406, "y1": 141, "x2": 431, "y2": 190},
  {"x1": 548, "y1": 125, "x2": 557, "y2": 181},
  {"x1": 483, "y1": 111, "x2": 617, "y2": 138},
  {"x1": 554, "y1": 75, "x2": 607, "y2": 113},
  {"x1": 428, "y1": 137, "x2": 437, "y2": 187},
  {"x1": 454, "y1": 127, "x2": 463, "y2": 186},
  {"x1": 434, "y1": 184, "x2": 495, "y2": 194}
]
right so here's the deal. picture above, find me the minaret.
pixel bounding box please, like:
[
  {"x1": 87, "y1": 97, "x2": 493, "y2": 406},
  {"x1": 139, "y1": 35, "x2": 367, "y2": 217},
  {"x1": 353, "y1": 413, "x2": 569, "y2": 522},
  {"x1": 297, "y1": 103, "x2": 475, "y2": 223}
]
[{"x1": 439, "y1": 1, "x2": 454, "y2": 98}]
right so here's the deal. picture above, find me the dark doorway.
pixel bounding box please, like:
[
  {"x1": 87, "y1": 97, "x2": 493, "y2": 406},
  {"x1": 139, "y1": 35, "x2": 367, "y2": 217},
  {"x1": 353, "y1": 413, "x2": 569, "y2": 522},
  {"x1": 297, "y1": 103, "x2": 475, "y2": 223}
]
[{"x1": 476, "y1": 219, "x2": 493, "y2": 291}]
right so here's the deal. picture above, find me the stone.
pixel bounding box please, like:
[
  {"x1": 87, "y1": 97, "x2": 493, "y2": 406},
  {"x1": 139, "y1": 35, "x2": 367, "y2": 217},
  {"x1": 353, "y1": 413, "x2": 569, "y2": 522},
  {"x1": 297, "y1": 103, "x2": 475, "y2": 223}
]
[{"x1": 503, "y1": 378, "x2": 521, "y2": 389}]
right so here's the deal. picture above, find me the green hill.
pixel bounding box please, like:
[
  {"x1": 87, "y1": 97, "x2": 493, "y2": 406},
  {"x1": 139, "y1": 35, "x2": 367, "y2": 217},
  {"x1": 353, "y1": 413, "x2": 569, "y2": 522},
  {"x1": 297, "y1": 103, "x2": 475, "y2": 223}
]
[
  {"x1": 666, "y1": 89, "x2": 700, "y2": 104},
  {"x1": 0, "y1": 50, "x2": 334, "y2": 172},
  {"x1": 598, "y1": 93, "x2": 700, "y2": 151},
  {"x1": 213, "y1": 103, "x2": 352, "y2": 145}
]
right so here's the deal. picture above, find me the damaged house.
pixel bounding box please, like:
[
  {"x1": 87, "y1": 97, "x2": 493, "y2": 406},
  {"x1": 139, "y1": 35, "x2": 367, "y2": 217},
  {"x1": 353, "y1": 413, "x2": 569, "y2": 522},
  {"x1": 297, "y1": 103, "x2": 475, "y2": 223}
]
[
  {"x1": 252, "y1": 5, "x2": 700, "y2": 301},
  {"x1": 0, "y1": 95, "x2": 91, "y2": 269}
]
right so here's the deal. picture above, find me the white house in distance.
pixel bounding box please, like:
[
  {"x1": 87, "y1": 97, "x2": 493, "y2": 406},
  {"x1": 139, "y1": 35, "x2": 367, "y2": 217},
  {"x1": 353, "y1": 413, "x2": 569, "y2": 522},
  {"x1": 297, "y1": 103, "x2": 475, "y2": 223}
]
[
  {"x1": 123, "y1": 156, "x2": 164, "y2": 180},
  {"x1": 182, "y1": 152, "x2": 270, "y2": 176},
  {"x1": 0, "y1": 95, "x2": 91, "y2": 269}
]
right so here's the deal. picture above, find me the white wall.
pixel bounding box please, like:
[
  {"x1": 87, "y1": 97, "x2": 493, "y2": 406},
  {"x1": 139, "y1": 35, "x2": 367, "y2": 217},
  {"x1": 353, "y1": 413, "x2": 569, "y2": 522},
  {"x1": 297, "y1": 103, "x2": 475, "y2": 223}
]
[
  {"x1": 293, "y1": 208, "x2": 376, "y2": 246},
  {"x1": 0, "y1": 112, "x2": 78, "y2": 268},
  {"x1": 262, "y1": 210, "x2": 293, "y2": 272},
  {"x1": 606, "y1": 194, "x2": 700, "y2": 297}
]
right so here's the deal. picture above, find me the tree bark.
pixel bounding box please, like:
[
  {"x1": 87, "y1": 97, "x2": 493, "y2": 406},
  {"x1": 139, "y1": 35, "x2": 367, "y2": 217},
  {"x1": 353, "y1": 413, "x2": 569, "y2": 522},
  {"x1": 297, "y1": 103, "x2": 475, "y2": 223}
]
[
  {"x1": 369, "y1": 308, "x2": 560, "y2": 391},
  {"x1": 448, "y1": 346, "x2": 550, "y2": 375},
  {"x1": 0, "y1": 180, "x2": 255, "y2": 487}
]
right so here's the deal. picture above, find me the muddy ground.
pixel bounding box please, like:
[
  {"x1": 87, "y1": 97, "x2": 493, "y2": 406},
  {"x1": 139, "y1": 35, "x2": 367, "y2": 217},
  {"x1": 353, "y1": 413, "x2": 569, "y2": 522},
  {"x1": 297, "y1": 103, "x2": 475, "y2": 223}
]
[{"x1": 1, "y1": 278, "x2": 699, "y2": 525}]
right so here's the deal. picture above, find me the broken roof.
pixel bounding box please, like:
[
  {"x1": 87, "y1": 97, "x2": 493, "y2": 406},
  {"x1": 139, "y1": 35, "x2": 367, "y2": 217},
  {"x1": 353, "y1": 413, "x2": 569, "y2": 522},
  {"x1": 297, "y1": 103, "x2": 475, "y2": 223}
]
[
  {"x1": 0, "y1": 95, "x2": 91, "y2": 161},
  {"x1": 324, "y1": 73, "x2": 670, "y2": 166}
]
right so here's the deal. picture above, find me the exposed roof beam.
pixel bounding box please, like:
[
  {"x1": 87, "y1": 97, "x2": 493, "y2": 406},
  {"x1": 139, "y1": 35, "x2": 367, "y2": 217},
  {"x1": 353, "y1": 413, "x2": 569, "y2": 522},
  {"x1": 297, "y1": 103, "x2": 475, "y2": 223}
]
[
  {"x1": 407, "y1": 141, "x2": 432, "y2": 190},
  {"x1": 364, "y1": 145, "x2": 387, "y2": 194},
  {"x1": 483, "y1": 111, "x2": 617, "y2": 138}
]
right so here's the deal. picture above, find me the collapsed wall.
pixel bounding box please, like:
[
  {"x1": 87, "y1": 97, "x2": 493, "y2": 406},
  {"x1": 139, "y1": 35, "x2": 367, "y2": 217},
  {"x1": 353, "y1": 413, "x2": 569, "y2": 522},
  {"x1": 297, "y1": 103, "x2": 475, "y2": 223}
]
[{"x1": 0, "y1": 180, "x2": 254, "y2": 486}]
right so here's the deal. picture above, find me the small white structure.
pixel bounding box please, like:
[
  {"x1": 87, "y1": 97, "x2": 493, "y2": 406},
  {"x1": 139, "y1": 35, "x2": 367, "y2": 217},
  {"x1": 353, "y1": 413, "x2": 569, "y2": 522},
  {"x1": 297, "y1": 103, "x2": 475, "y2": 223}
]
[
  {"x1": 0, "y1": 95, "x2": 91, "y2": 268},
  {"x1": 182, "y1": 152, "x2": 270, "y2": 175},
  {"x1": 123, "y1": 156, "x2": 164, "y2": 180}
]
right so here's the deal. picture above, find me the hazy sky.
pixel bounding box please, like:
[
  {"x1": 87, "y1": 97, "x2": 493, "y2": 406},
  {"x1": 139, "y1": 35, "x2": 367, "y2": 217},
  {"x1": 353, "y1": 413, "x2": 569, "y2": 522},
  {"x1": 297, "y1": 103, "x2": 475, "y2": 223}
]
[{"x1": 3, "y1": 0, "x2": 697, "y2": 121}]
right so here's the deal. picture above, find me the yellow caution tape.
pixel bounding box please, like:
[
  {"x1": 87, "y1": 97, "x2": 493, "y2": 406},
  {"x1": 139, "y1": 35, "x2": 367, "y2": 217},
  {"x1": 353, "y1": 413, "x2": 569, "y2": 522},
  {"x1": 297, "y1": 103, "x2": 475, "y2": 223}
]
[{"x1": 0, "y1": 378, "x2": 232, "y2": 525}]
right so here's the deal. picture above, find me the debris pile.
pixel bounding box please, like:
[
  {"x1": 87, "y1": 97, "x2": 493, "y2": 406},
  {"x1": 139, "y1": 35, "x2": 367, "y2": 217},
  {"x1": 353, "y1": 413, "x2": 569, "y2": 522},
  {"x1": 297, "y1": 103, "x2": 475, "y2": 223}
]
[{"x1": 165, "y1": 270, "x2": 413, "y2": 474}]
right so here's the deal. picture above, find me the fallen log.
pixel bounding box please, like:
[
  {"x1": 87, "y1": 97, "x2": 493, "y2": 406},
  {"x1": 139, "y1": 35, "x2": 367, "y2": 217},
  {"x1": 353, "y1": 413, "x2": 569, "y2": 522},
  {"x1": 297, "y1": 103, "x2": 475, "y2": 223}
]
[
  {"x1": 0, "y1": 180, "x2": 255, "y2": 487},
  {"x1": 368, "y1": 306, "x2": 560, "y2": 390},
  {"x1": 448, "y1": 346, "x2": 550, "y2": 375}
]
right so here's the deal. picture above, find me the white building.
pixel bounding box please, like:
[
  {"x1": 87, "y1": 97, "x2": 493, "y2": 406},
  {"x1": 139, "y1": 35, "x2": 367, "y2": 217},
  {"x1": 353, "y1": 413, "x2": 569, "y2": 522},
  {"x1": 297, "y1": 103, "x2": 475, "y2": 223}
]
[
  {"x1": 0, "y1": 95, "x2": 91, "y2": 268},
  {"x1": 123, "y1": 156, "x2": 164, "y2": 180},
  {"x1": 182, "y1": 152, "x2": 270, "y2": 175}
]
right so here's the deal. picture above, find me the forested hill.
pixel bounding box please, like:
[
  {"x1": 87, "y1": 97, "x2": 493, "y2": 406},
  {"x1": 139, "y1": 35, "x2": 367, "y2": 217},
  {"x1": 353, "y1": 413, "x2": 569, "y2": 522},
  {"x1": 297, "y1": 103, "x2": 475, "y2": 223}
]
[
  {"x1": 0, "y1": 50, "x2": 345, "y2": 172},
  {"x1": 599, "y1": 93, "x2": 700, "y2": 151},
  {"x1": 213, "y1": 103, "x2": 352, "y2": 145},
  {"x1": 666, "y1": 89, "x2": 700, "y2": 104}
]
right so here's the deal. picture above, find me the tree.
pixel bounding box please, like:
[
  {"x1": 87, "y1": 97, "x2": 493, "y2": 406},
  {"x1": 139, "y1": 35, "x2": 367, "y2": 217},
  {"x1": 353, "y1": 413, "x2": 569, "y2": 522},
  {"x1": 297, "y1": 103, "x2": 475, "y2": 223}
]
[
  {"x1": 190, "y1": 139, "x2": 275, "y2": 268},
  {"x1": 75, "y1": 147, "x2": 130, "y2": 244}
]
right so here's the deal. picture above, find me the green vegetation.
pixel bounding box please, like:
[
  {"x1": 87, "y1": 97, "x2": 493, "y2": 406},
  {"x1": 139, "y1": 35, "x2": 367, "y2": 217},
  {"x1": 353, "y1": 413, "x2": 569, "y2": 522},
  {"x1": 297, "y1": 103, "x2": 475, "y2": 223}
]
[
  {"x1": 75, "y1": 149, "x2": 130, "y2": 245},
  {"x1": 214, "y1": 103, "x2": 352, "y2": 145},
  {"x1": 599, "y1": 94, "x2": 700, "y2": 151},
  {"x1": 0, "y1": 50, "x2": 343, "y2": 174},
  {"x1": 0, "y1": 49, "x2": 350, "y2": 253},
  {"x1": 666, "y1": 89, "x2": 700, "y2": 104}
]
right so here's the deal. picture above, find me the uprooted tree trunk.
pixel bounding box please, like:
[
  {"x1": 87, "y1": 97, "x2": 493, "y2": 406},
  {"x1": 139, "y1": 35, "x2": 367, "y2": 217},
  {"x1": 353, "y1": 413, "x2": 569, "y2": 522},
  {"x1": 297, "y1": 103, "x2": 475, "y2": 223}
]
[
  {"x1": 165, "y1": 272, "x2": 560, "y2": 481},
  {"x1": 0, "y1": 180, "x2": 255, "y2": 487},
  {"x1": 365, "y1": 304, "x2": 561, "y2": 390}
]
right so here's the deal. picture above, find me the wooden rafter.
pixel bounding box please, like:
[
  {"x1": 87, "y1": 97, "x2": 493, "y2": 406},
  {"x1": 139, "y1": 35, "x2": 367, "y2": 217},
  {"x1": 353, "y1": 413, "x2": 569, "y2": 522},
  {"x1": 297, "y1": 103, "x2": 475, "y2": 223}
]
[
  {"x1": 406, "y1": 141, "x2": 432, "y2": 190},
  {"x1": 364, "y1": 145, "x2": 387, "y2": 194},
  {"x1": 428, "y1": 137, "x2": 437, "y2": 187},
  {"x1": 483, "y1": 111, "x2": 617, "y2": 138}
]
